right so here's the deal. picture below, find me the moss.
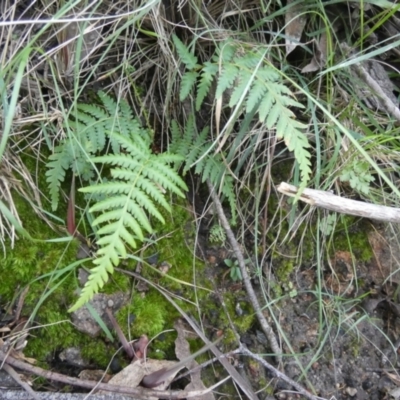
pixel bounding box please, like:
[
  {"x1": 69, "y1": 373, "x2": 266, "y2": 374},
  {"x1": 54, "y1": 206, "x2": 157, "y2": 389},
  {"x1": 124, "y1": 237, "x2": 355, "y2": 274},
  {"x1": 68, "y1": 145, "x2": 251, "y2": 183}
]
[
  {"x1": 0, "y1": 187, "x2": 120, "y2": 368},
  {"x1": 330, "y1": 216, "x2": 373, "y2": 262}
]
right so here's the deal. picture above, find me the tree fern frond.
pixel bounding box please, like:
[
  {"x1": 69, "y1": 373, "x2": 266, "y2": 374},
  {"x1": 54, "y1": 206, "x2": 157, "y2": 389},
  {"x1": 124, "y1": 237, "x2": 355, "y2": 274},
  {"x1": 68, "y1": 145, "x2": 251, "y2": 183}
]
[
  {"x1": 180, "y1": 71, "x2": 198, "y2": 101},
  {"x1": 172, "y1": 35, "x2": 198, "y2": 69}
]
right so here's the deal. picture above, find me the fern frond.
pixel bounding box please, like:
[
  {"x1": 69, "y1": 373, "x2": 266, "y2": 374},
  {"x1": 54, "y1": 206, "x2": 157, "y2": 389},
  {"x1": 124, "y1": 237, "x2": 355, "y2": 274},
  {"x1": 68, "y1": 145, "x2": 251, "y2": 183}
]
[
  {"x1": 214, "y1": 41, "x2": 237, "y2": 63},
  {"x1": 77, "y1": 103, "x2": 106, "y2": 121},
  {"x1": 70, "y1": 131, "x2": 187, "y2": 310},
  {"x1": 278, "y1": 120, "x2": 312, "y2": 183},
  {"x1": 118, "y1": 96, "x2": 134, "y2": 121},
  {"x1": 215, "y1": 64, "x2": 239, "y2": 99},
  {"x1": 196, "y1": 62, "x2": 218, "y2": 110},
  {"x1": 172, "y1": 35, "x2": 198, "y2": 69},
  {"x1": 229, "y1": 69, "x2": 252, "y2": 108},
  {"x1": 45, "y1": 144, "x2": 70, "y2": 211},
  {"x1": 183, "y1": 126, "x2": 210, "y2": 173},
  {"x1": 245, "y1": 81, "x2": 267, "y2": 113},
  {"x1": 98, "y1": 91, "x2": 118, "y2": 117},
  {"x1": 169, "y1": 115, "x2": 193, "y2": 156},
  {"x1": 180, "y1": 71, "x2": 198, "y2": 101},
  {"x1": 69, "y1": 245, "x2": 117, "y2": 312}
]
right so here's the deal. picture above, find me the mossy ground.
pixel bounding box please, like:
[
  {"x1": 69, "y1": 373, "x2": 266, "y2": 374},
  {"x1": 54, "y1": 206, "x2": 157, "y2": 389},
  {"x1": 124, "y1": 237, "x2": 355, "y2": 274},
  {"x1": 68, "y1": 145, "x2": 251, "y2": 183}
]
[
  {"x1": 2, "y1": 151, "x2": 375, "y2": 382},
  {"x1": 1, "y1": 185, "x2": 256, "y2": 370}
]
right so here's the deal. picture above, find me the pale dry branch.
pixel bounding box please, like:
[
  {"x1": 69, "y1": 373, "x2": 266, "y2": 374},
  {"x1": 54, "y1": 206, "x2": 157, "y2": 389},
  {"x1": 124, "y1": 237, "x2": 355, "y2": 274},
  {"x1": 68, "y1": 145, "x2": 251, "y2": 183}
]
[{"x1": 278, "y1": 182, "x2": 400, "y2": 223}]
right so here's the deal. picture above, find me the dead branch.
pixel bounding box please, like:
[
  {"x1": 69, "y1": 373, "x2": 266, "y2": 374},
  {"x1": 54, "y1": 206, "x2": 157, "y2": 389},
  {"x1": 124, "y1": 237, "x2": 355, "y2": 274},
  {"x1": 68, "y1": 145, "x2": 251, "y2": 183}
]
[
  {"x1": 278, "y1": 182, "x2": 400, "y2": 223},
  {"x1": 206, "y1": 180, "x2": 282, "y2": 361},
  {"x1": 0, "y1": 350, "x2": 224, "y2": 399}
]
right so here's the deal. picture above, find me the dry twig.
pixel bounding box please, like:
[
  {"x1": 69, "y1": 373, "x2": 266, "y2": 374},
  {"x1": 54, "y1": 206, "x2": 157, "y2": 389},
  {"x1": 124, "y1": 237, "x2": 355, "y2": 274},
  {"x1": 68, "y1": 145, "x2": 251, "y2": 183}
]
[
  {"x1": 278, "y1": 182, "x2": 400, "y2": 223},
  {"x1": 239, "y1": 345, "x2": 324, "y2": 400},
  {"x1": 0, "y1": 349, "x2": 225, "y2": 399},
  {"x1": 206, "y1": 180, "x2": 282, "y2": 361}
]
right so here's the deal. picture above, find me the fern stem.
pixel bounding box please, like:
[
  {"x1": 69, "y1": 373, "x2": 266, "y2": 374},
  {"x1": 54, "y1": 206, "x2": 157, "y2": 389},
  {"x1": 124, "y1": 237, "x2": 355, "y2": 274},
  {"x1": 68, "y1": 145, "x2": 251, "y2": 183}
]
[{"x1": 206, "y1": 180, "x2": 282, "y2": 362}]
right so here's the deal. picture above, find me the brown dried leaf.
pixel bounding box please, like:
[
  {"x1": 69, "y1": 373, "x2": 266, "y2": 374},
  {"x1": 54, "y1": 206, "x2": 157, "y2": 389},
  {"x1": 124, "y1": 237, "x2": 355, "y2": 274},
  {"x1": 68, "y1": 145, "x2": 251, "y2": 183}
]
[
  {"x1": 285, "y1": 0, "x2": 307, "y2": 55},
  {"x1": 301, "y1": 34, "x2": 328, "y2": 73},
  {"x1": 385, "y1": 371, "x2": 400, "y2": 386},
  {"x1": 174, "y1": 320, "x2": 215, "y2": 400},
  {"x1": 101, "y1": 358, "x2": 179, "y2": 399}
]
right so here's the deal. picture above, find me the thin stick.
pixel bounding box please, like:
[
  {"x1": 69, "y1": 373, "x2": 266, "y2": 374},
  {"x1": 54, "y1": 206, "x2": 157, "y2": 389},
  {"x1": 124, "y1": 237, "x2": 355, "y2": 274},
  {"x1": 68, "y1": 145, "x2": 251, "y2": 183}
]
[
  {"x1": 2, "y1": 363, "x2": 41, "y2": 400},
  {"x1": 240, "y1": 345, "x2": 324, "y2": 400},
  {"x1": 206, "y1": 180, "x2": 282, "y2": 361},
  {"x1": 278, "y1": 182, "x2": 400, "y2": 223},
  {"x1": 0, "y1": 350, "x2": 224, "y2": 399}
]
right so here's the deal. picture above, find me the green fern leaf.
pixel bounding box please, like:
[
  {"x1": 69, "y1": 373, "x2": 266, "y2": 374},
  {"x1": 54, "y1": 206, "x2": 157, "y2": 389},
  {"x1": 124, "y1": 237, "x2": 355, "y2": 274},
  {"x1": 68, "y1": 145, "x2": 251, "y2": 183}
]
[
  {"x1": 71, "y1": 131, "x2": 187, "y2": 310},
  {"x1": 215, "y1": 64, "x2": 239, "y2": 99},
  {"x1": 69, "y1": 247, "x2": 116, "y2": 312},
  {"x1": 196, "y1": 62, "x2": 218, "y2": 111},
  {"x1": 172, "y1": 35, "x2": 198, "y2": 69},
  {"x1": 118, "y1": 96, "x2": 134, "y2": 121},
  {"x1": 180, "y1": 71, "x2": 198, "y2": 101},
  {"x1": 183, "y1": 127, "x2": 210, "y2": 173},
  {"x1": 214, "y1": 41, "x2": 237, "y2": 63},
  {"x1": 245, "y1": 82, "x2": 267, "y2": 113},
  {"x1": 98, "y1": 91, "x2": 118, "y2": 118},
  {"x1": 229, "y1": 69, "x2": 252, "y2": 108},
  {"x1": 277, "y1": 119, "x2": 311, "y2": 183},
  {"x1": 45, "y1": 144, "x2": 70, "y2": 211}
]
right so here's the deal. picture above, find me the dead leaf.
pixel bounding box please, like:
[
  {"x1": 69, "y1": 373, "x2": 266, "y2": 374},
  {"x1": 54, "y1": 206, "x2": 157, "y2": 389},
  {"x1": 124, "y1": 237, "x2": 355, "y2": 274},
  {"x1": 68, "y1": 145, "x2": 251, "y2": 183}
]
[
  {"x1": 174, "y1": 320, "x2": 215, "y2": 400},
  {"x1": 385, "y1": 371, "x2": 400, "y2": 386},
  {"x1": 285, "y1": 0, "x2": 307, "y2": 55},
  {"x1": 301, "y1": 34, "x2": 328, "y2": 73},
  {"x1": 100, "y1": 358, "x2": 179, "y2": 399}
]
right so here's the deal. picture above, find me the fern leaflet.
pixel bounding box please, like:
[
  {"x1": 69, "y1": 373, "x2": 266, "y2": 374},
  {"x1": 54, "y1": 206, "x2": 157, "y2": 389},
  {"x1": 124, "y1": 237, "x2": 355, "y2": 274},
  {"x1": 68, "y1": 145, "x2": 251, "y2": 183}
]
[{"x1": 173, "y1": 35, "x2": 198, "y2": 69}]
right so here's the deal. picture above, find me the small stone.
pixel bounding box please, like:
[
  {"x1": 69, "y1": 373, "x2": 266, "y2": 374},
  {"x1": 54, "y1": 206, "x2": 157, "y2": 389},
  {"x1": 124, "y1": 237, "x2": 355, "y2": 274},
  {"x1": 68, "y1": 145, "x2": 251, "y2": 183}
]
[
  {"x1": 345, "y1": 387, "x2": 357, "y2": 397},
  {"x1": 59, "y1": 347, "x2": 89, "y2": 368}
]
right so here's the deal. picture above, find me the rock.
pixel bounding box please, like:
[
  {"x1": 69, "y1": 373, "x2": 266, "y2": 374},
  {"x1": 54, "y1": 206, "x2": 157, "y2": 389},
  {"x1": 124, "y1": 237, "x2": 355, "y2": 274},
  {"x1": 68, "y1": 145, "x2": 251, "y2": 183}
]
[
  {"x1": 59, "y1": 347, "x2": 89, "y2": 368},
  {"x1": 345, "y1": 387, "x2": 357, "y2": 397},
  {"x1": 71, "y1": 292, "x2": 128, "y2": 337}
]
